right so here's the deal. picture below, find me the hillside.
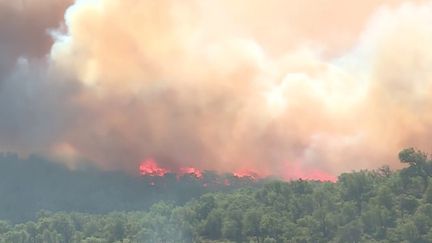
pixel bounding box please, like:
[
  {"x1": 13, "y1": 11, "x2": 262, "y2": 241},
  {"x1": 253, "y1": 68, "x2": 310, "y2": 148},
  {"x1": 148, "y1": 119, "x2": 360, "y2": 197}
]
[
  {"x1": 0, "y1": 153, "x2": 261, "y2": 223},
  {"x1": 1, "y1": 148, "x2": 432, "y2": 242}
]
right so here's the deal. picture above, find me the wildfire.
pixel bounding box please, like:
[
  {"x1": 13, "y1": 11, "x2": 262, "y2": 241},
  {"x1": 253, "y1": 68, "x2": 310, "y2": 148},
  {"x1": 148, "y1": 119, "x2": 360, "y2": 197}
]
[
  {"x1": 139, "y1": 159, "x2": 336, "y2": 182},
  {"x1": 233, "y1": 169, "x2": 260, "y2": 180},
  {"x1": 283, "y1": 163, "x2": 337, "y2": 182},
  {"x1": 297, "y1": 172, "x2": 336, "y2": 182},
  {"x1": 139, "y1": 159, "x2": 203, "y2": 179},
  {"x1": 139, "y1": 159, "x2": 169, "y2": 176},
  {"x1": 179, "y1": 167, "x2": 203, "y2": 179}
]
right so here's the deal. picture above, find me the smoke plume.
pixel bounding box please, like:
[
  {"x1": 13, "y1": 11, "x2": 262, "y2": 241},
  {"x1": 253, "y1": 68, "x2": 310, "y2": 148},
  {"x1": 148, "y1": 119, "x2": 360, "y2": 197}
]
[{"x1": 1, "y1": 0, "x2": 432, "y2": 179}]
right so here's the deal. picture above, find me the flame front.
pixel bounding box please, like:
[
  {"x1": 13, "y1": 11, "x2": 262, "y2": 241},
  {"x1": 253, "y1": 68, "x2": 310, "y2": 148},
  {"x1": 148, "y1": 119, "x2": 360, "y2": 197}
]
[
  {"x1": 139, "y1": 159, "x2": 169, "y2": 176},
  {"x1": 233, "y1": 169, "x2": 260, "y2": 180},
  {"x1": 139, "y1": 159, "x2": 334, "y2": 182},
  {"x1": 179, "y1": 167, "x2": 203, "y2": 179},
  {"x1": 139, "y1": 159, "x2": 203, "y2": 179}
]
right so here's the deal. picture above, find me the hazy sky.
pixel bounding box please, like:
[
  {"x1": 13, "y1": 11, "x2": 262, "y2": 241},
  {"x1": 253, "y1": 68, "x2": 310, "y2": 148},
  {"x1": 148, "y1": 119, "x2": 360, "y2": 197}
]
[{"x1": 1, "y1": 0, "x2": 431, "y2": 179}]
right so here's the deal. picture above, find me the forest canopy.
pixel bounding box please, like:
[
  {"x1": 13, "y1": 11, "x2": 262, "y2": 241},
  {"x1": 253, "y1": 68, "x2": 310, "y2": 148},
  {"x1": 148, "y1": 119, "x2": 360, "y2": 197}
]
[{"x1": 1, "y1": 148, "x2": 432, "y2": 242}]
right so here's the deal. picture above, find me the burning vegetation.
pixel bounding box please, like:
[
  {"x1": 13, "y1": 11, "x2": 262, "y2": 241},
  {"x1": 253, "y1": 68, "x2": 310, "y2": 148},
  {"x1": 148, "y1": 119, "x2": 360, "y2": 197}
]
[{"x1": 138, "y1": 159, "x2": 335, "y2": 184}]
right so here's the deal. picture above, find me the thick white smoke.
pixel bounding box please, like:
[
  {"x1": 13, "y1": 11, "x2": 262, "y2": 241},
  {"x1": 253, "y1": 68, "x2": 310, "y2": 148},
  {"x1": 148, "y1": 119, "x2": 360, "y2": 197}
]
[{"x1": 1, "y1": 0, "x2": 432, "y2": 179}]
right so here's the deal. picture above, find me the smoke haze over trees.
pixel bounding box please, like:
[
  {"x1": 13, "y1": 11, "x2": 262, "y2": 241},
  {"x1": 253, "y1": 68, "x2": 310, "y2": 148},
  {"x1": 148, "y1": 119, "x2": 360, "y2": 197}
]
[
  {"x1": 1, "y1": 149, "x2": 432, "y2": 242},
  {"x1": 0, "y1": 153, "x2": 263, "y2": 223},
  {"x1": 2, "y1": 1, "x2": 432, "y2": 242}
]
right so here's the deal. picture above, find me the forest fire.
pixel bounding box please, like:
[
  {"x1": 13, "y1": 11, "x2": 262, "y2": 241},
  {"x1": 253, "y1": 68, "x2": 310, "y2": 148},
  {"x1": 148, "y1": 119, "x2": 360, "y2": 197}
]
[
  {"x1": 179, "y1": 167, "x2": 203, "y2": 179},
  {"x1": 298, "y1": 171, "x2": 336, "y2": 182},
  {"x1": 139, "y1": 159, "x2": 336, "y2": 182},
  {"x1": 283, "y1": 163, "x2": 337, "y2": 182},
  {"x1": 139, "y1": 160, "x2": 203, "y2": 179},
  {"x1": 139, "y1": 159, "x2": 169, "y2": 176},
  {"x1": 233, "y1": 169, "x2": 261, "y2": 180}
]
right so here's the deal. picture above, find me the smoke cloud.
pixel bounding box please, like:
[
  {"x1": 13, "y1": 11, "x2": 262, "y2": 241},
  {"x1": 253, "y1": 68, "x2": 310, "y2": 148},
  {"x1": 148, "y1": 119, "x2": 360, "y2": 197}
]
[{"x1": 1, "y1": 0, "x2": 432, "y2": 179}]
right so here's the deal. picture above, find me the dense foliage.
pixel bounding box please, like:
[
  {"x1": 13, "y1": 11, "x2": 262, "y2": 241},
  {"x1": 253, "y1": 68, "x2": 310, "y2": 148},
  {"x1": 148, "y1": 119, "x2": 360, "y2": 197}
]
[{"x1": 2, "y1": 148, "x2": 432, "y2": 242}]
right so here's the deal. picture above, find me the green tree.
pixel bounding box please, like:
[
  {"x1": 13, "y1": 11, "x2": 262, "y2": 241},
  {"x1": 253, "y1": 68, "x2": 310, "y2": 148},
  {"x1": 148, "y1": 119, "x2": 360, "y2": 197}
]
[
  {"x1": 200, "y1": 209, "x2": 222, "y2": 240},
  {"x1": 399, "y1": 148, "x2": 427, "y2": 167},
  {"x1": 243, "y1": 209, "x2": 263, "y2": 242},
  {"x1": 336, "y1": 220, "x2": 362, "y2": 243}
]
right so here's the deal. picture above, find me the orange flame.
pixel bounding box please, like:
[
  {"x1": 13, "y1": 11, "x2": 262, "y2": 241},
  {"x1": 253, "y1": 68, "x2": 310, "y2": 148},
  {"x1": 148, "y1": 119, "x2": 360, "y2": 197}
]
[
  {"x1": 233, "y1": 169, "x2": 261, "y2": 180},
  {"x1": 139, "y1": 159, "x2": 336, "y2": 182},
  {"x1": 179, "y1": 167, "x2": 203, "y2": 179},
  {"x1": 139, "y1": 159, "x2": 169, "y2": 176},
  {"x1": 283, "y1": 163, "x2": 336, "y2": 182}
]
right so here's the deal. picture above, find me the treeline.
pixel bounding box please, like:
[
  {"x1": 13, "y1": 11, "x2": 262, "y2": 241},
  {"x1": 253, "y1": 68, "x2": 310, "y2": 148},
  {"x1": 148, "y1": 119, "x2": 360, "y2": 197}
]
[
  {"x1": 1, "y1": 148, "x2": 432, "y2": 242},
  {"x1": 0, "y1": 153, "x2": 260, "y2": 222}
]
